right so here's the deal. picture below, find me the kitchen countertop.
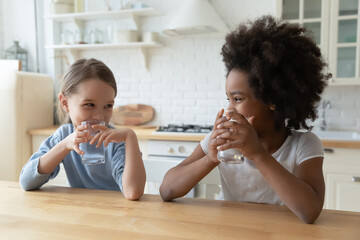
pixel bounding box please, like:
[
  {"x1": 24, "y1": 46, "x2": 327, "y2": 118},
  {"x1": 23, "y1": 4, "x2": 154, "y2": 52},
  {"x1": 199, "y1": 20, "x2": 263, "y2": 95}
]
[
  {"x1": 28, "y1": 125, "x2": 207, "y2": 142},
  {"x1": 28, "y1": 125, "x2": 360, "y2": 148},
  {"x1": 1, "y1": 180, "x2": 359, "y2": 239}
]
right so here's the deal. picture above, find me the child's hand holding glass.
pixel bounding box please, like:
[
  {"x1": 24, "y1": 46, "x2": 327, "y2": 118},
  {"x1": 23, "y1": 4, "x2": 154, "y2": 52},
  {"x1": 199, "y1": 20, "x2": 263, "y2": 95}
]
[
  {"x1": 64, "y1": 123, "x2": 92, "y2": 156},
  {"x1": 207, "y1": 109, "x2": 228, "y2": 164},
  {"x1": 89, "y1": 126, "x2": 137, "y2": 148},
  {"x1": 215, "y1": 110, "x2": 264, "y2": 164}
]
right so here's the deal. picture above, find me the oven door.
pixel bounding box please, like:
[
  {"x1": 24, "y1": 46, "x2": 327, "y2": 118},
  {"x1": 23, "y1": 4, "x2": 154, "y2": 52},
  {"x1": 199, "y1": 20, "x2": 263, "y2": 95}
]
[
  {"x1": 144, "y1": 156, "x2": 182, "y2": 182},
  {"x1": 143, "y1": 140, "x2": 220, "y2": 199},
  {"x1": 144, "y1": 155, "x2": 195, "y2": 197},
  {"x1": 144, "y1": 155, "x2": 220, "y2": 199}
]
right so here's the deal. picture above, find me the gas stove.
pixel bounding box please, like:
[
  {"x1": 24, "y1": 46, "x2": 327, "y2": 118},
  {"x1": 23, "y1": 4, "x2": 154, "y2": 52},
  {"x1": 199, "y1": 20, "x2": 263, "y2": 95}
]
[{"x1": 154, "y1": 124, "x2": 213, "y2": 134}]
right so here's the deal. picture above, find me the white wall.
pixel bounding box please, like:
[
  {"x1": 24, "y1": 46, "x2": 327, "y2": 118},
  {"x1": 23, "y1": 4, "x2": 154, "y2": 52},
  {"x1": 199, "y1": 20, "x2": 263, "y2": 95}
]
[
  {"x1": 0, "y1": 0, "x2": 4, "y2": 58},
  {"x1": 1, "y1": 0, "x2": 360, "y2": 131},
  {"x1": 1, "y1": 0, "x2": 37, "y2": 72}
]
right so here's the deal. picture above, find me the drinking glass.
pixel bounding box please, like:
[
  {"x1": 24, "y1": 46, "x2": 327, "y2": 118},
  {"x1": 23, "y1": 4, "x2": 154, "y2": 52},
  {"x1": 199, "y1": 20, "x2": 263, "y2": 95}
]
[
  {"x1": 217, "y1": 115, "x2": 244, "y2": 164},
  {"x1": 217, "y1": 148, "x2": 244, "y2": 164},
  {"x1": 79, "y1": 120, "x2": 105, "y2": 165}
]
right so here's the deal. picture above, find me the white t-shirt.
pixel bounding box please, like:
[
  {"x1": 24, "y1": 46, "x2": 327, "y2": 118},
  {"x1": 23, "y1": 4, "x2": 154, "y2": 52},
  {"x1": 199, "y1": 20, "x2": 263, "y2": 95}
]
[{"x1": 200, "y1": 130, "x2": 324, "y2": 205}]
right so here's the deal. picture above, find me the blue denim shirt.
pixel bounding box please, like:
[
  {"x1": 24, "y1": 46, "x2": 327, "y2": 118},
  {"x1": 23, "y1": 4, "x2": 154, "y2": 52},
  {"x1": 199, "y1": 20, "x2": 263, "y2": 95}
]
[{"x1": 19, "y1": 124, "x2": 125, "y2": 192}]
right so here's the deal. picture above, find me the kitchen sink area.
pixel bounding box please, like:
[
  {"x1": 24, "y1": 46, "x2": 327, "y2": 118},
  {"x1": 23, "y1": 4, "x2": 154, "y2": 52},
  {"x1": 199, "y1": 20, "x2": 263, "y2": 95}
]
[{"x1": 312, "y1": 130, "x2": 360, "y2": 141}]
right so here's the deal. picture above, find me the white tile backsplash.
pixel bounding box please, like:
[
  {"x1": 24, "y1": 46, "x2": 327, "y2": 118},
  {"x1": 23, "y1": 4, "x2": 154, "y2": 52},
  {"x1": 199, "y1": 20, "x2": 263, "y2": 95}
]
[{"x1": 321, "y1": 86, "x2": 360, "y2": 131}]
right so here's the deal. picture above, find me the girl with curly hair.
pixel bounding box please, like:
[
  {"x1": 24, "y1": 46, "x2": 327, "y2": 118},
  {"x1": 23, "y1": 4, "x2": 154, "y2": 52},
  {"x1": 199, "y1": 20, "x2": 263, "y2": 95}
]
[{"x1": 160, "y1": 15, "x2": 331, "y2": 223}]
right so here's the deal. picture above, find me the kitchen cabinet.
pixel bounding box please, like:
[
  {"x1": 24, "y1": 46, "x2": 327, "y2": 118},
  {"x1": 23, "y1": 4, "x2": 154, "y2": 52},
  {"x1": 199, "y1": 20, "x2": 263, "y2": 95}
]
[
  {"x1": 329, "y1": 0, "x2": 360, "y2": 85},
  {"x1": 277, "y1": 0, "x2": 329, "y2": 61},
  {"x1": 323, "y1": 147, "x2": 360, "y2": 212},
  {"x1": 43, "y1": 8, "x2": 163, "y2": 70},
  {"x1": 277, "y1": 0, "x2": 360, "y2": 85}
]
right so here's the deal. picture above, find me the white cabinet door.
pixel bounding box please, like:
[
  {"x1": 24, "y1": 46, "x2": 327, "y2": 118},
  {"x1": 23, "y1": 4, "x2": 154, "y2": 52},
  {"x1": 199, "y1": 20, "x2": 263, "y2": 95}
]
[
  {"x1": 323, "y1": 147, "x2": 360, "y2": 212},
  {"x1": 329, "y1": 0, "x2": 360, "y2": 85},
  {"x1": 278, "y1": 0, "x2": 330, "y2": 60},
  {"x1": 278, "y1": 0, "x2": 360, "y2": 85},
  {"x1": 325, "y1": 172, "x2": 360, "y2": 212}
]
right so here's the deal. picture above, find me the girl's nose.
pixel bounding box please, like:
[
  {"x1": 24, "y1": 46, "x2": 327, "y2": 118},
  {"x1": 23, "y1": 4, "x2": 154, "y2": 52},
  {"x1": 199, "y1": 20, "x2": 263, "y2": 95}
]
[
  {"x1": 92, "y1": 112, "x2": 103, "y2": 121},
  {"x1": 226, "y1": 106, "x2": 235, "y2": 112}
]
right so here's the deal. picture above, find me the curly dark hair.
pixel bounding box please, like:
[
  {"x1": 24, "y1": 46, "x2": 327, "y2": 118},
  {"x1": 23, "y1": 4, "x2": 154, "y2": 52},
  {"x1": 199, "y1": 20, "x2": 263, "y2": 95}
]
[{"x1": 221, "y1": 15, "x2": 331, "y2": 131}]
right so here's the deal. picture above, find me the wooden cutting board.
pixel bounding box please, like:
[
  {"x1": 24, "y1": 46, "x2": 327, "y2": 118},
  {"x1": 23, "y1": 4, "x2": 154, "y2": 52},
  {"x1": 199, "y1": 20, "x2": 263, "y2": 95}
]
[{"x1": 111, "y1": 104, "x2": 154, "y2": 126}]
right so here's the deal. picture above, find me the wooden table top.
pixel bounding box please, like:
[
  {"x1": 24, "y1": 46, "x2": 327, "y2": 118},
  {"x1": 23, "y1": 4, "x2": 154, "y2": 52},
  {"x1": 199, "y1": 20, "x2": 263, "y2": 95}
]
[{"x1": 1, "y1": 181, "x2": 359, "y2": 240}]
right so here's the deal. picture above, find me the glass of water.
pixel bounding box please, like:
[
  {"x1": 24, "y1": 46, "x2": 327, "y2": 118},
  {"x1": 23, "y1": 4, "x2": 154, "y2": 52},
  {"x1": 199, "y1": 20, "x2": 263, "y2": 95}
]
[
  {"x1": 217, "y1": 148, "x2": 244, "y2": 164},
  {"x1": 79, "y1": 120, "x2": 106, "y2": 165},
  {"x1": 217, "y1": 114, "x2": 244, "y2": 164}
]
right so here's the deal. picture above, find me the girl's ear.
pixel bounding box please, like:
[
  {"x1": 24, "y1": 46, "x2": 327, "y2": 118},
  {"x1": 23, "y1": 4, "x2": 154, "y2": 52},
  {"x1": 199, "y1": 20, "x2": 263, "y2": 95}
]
[
  {"x1": 59, "y1": 94, "x2": 69, "y2": 112},
  {"x1": 269, "y1": 104, "x2": 276, "y2": 111}
]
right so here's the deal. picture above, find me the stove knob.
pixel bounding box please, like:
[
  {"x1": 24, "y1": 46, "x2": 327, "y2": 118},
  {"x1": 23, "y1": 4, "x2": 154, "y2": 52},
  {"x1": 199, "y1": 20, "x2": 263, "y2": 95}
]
[
  {"x1": 178, "y1": 146, "x2": 186, "y2": 153},
  {"x1": 168, "y1": 147, "x2": 174, "y2": 154}
]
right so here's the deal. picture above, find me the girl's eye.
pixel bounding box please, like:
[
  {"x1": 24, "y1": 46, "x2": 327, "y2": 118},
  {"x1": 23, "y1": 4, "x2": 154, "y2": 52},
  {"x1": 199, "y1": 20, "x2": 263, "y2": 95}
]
[
  {"x1": 105, "y1": 104, "x2": 113, "y2": 109},
  {"x1": 84, "y1": 103, "x2": 94, "y2": 107},
  {"x1": 227, "y1": 97, "x2": 242, "y2": 102}
]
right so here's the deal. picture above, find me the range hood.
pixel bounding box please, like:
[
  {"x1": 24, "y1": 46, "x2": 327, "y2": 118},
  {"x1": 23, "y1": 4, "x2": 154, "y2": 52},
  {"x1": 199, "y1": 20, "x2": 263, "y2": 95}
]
[{"x1": 163, "y1": 0, "x2": 228, "y2": 37}]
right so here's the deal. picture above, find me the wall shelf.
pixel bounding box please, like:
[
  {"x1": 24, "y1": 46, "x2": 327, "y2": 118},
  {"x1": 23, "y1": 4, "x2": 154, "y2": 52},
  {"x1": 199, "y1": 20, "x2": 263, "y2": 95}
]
[
  {"x1": 44, "y1": 8, "x2": 161, "y2": 29},
  {"x1": 45, "y1": 42, "x2": 162, "y2": 70},
  {"x1": 45, "y1": 41, "x2": 162, "y2": 50},
  {"x1": 44, "y1": 6, "x2": 164, "y2": 72},
  {"x1": 44, "y1": 8, "x2": 161, "y2": 21},
  {"x1": 44, "y1": 7, "x2": 164, "y2": 71}
]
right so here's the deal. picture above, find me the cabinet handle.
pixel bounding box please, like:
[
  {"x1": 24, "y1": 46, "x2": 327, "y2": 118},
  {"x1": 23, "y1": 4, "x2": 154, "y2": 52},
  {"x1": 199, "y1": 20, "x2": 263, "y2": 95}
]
[
  {"x1": 323, "y1": 148, "x2": 334, "y2": 153},
  {"x1": 351, "y1": 177, "x2": 360, "y2": 182}
]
